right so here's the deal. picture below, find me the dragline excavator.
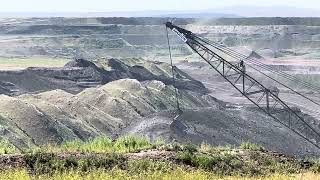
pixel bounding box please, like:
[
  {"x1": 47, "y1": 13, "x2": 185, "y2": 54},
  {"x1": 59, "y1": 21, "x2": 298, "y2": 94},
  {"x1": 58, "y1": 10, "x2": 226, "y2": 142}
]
[{"x1": 165, "y1": 22, "x2": 320, "y2": 151}]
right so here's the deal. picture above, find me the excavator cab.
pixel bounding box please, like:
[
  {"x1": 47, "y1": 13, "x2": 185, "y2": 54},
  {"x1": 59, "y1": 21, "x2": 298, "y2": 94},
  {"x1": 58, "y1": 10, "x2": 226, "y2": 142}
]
[{"x1": 239, "y1": 60, "x2": 246, "y2": 73}]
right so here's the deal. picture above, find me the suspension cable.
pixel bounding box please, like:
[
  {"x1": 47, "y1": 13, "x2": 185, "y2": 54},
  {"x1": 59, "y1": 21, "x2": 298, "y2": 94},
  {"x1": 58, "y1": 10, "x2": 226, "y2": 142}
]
[
  {"x1": 198, "y1": 37, "x2": 320, "y2": 94},
  {"x1": 193, "y1": 35, "x2": 320, "y2": 107},
  {"x1": 195, "y1": 35, "x2": 320, "y2": 92},
  {"x1": 166, "y1": 26, "x2": 181, "y2": 113},
  {"x1": 246, "y1": 59, "x2": 320, "y2": 92}
]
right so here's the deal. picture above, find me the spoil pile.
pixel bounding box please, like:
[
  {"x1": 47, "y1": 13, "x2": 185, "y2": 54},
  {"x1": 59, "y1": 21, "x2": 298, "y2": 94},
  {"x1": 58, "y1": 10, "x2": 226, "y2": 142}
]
[{"x1": 0, "y1": 58, "x2": 208, "y2": 96}]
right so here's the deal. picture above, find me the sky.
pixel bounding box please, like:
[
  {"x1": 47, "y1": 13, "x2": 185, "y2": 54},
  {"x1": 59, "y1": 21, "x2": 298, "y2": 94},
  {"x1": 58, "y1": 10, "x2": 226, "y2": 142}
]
[{"x1": 0, "y1": 0, "x2": 319, "y2": 12}]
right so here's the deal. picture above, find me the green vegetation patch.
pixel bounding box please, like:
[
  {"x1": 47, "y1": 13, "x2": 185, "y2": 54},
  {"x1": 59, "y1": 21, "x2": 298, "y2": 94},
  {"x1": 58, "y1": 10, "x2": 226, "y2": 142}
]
[
  {"x1": 31, "y1": 135, "x2": 158, "y2": 154},
  {"x1": 175, "y1": 142, "x2": 304, "y2": 176},
  {"x1": 1, "y1": 136, "x2": 320, "y2": 179},
  {"x1": 240, "y1": 141, "x2": 265, "y2": 151},
  {"x1": 24, "y1": 153, "x2": 125, "y2": 175},
  {"x1": 0, "y1": 139, "x2": 16, "y2": 154}
]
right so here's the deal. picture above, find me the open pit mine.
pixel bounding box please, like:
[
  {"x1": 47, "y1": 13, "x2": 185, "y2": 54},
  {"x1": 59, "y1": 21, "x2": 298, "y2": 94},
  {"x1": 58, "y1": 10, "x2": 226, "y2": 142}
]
[{"x1": 0, "y1": 17, "x2": 320, "y2": 158}]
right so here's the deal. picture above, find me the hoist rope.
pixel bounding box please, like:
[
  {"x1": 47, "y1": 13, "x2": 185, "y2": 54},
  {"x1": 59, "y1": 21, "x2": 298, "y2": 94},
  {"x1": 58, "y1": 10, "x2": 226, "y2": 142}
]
[{"x1": 166, "y1": 26, "x2": 181, "y2": 113}]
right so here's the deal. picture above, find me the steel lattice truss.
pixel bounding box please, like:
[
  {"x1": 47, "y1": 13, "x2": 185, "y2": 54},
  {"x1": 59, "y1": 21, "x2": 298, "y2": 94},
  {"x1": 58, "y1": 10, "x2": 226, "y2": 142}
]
[{"x1": 166, "y1": 22, "x2": 320, "y2": 150}]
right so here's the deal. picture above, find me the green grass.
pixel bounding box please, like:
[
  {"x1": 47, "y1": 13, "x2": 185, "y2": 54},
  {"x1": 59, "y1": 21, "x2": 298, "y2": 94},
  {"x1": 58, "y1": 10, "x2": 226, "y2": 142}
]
[
  {"x1": 2, "y1": 136, "x2": 320, "y2": 179},
  {"x1": 1, "y1": 167, "x2": 320, "y2": 180},
  {"x1": 240, "y1": 141, "x2": 265, "y2": 151},
  {"x1": 31, "y1": 135, "x2": 160, "y2": 154}
]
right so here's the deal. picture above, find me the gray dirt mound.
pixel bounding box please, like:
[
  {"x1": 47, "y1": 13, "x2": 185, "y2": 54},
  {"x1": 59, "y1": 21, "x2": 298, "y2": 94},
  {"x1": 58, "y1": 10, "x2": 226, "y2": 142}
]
[
  {"x1": 101, "y1": 58, "x2": 208, "y2": 94},
  {"x1": 0, "y1": 77, "x2": 219, "y2": 149},
  {"x1": 20, "y1": 93, "x2": 101, "y2": 140},
  {"x1": 0, "y1": 58, "x2": 208, "y2": 96},
  {"x1": 29, "y1": 90, "x2": 124, "y2": 135},
  {"x1": 0, "y1": 95, "x2": 77, "y2": 146},
  {"x1": 0, "y1": 115, "x2": 34, "y2": 149},
  {"x1": 77, "y1": 88, "x2": 141, "y2": 121},
  {"x1": 246, "y1": 51, "x2": 265, "y2": 60},
  {"x1": 172, "y1": 108, "x2": 320, "y2": 157},
  {"x1": 125, "y1": 107, "x2": 320, "y2": 157},
  {"x1": 99, "y1": 79, "x2": 219, "y2": 116}
]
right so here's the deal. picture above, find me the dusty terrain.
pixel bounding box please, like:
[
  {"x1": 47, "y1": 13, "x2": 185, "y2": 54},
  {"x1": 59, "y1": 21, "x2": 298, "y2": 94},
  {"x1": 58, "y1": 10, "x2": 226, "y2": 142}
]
[
  {"x1": 1, "y1": 17, "x2": 320, "y2": 62},
  {"x1": 0, "y1": 58, "x2": 318, "y2": 157},
  {"x1": 0, "y1": 17, "x2": 320, "y2": 157}
]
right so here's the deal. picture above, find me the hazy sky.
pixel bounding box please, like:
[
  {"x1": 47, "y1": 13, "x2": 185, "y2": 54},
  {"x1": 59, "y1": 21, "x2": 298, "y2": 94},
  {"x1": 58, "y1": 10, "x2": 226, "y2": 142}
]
[{"x1": 0, "y1": 0, "x2": 319, "y2": 12}]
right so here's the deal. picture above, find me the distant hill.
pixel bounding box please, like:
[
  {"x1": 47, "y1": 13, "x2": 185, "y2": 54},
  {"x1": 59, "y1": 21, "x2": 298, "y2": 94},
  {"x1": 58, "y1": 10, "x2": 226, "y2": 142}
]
[
  {"x1": 0, "y1": 11, "x2": 236, "y2": 18},
  {"x1": 1, "y1": 6, "x2": 320, "y2": 18},
  {"x1": 197, "y1": 17, "x2": 320, "y2": 26},
  {"x1": 214, "y1": 6, "x2": 320, "y2": 17},
  {"x1": 2, "y1": 17, "x2": 320, "y2": 26}
]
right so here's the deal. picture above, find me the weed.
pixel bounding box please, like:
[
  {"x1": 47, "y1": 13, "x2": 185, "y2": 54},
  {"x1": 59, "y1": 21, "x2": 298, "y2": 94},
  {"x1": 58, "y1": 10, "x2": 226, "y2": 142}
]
[
  {"x1": 199, "y1": 142, "x2": 232, "y2": 154},
  {"x1": 240, "y1": 141, "x2": 265, "y2": 151},
  {"x1": 114, "y1": 135, "x2": 152, "y2": 153},
  {"x1": 0, "y1": 139, "x2": 17, "y2": 154},
  {"x1": 127, "y1": 159, "x2": 174, "y2": 174},
  {"x1": 31, "y1": 135, "x2": 154, "y2": 154}
]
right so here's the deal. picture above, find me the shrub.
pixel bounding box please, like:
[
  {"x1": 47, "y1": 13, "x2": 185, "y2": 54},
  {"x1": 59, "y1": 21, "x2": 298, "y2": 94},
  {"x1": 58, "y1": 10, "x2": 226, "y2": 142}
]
[
  {"x1": 181, "y1": 143, "x2": 197, "y2": 153},
  {"x1": 193, "y1": 154, "x2": 217, "y2": 169},
  {"x1": 176, "y1": 151, "x2": 194, "y2": 165},
  {"x1": 25, "y1": 153, "x2": 123, "y2": 175},
  {"x1": 0, "y1": 139, "x2": 17, "y2": 154}
]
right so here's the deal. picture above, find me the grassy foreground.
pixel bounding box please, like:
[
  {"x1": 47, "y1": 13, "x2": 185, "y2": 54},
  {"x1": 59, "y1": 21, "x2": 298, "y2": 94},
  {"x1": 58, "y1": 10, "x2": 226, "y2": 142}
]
[
  {"x1": 1, "y1": 136, "x2": 320, "y2": 180},
  {"x1": 1, "y1": 169, "x2": 320, "y2": 180}
]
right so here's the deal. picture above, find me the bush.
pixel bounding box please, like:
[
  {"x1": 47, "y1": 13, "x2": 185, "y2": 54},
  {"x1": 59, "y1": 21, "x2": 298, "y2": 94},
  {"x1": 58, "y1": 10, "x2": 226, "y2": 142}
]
[
  {"x1": 176, "y1": 151, "x2": 194, "y2": 165},
  {"x1": 181, "y1": 143, "x2": 197, "y2": 153},
  {"x1": 0, "y1": 139, "x2": 17, "y2": 154},
  {"x1": 193, "y1": 154, "x2": 217, "y2": 169},
  {"x1": 25, "y1": 153, "x2": 123, "y2": 175}
]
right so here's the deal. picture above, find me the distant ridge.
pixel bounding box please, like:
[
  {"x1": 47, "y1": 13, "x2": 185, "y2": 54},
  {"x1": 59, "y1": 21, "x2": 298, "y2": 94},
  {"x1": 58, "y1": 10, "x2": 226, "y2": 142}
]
[
  {"x1": 1, "y1": 6, "x2": 320, "y2": 18},
  {"x1": 1, "y1": 17, "x2": 320, "y2": 26},
  {"x1": 0, "y1": 11, "x2": 236, "y2": 18}
]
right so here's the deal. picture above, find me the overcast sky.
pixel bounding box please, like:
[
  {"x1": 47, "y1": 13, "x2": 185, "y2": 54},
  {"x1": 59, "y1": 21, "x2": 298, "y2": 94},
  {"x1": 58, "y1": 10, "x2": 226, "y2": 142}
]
[{"x1": 0, "y1": 0, "x2": 319, "y2": 12}]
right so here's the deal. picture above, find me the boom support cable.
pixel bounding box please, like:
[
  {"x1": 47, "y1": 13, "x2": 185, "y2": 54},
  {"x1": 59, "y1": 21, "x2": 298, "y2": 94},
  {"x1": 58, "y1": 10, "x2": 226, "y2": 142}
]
[
  {"x1": 166, "y1": 26, "x2": 181, "y2": 113},
  {"x1": 195, "y1": 35, "x2": 320, "y2": 93},
  {"x1": 193, "y1": 35, "x2": 320, "y2": 107}
]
